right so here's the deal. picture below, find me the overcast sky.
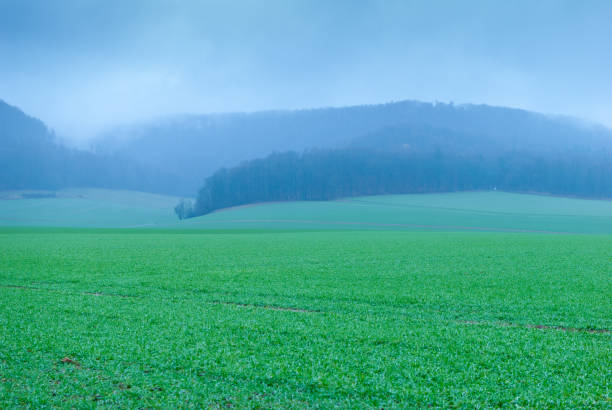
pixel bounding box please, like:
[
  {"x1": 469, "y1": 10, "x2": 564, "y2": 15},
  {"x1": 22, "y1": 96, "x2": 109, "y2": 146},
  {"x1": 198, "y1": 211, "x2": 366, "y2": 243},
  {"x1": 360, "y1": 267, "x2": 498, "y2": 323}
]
[{"x1": 1, "y1": 0, "x2": 611, "y2": 141}]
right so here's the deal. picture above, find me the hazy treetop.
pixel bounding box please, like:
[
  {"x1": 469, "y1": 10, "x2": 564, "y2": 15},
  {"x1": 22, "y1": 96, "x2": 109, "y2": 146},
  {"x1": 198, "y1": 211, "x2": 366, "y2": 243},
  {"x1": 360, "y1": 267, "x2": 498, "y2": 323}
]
[{"x1": 1, "y1": 0, "x2": 611, "y2": 140}]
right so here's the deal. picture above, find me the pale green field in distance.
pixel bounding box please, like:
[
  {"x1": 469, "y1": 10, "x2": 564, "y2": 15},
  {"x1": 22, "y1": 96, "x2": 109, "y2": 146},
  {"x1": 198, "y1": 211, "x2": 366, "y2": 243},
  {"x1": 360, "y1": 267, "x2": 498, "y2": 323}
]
[
  {"x1": 183, "y1": 191, "x2": 612, "y2": 234},
  {"x1": 3, "y1": 189, "x2": 612, "y2": 233},
  {"x1": 0, "y1": 188, "x2": 181, "y2": 228}
]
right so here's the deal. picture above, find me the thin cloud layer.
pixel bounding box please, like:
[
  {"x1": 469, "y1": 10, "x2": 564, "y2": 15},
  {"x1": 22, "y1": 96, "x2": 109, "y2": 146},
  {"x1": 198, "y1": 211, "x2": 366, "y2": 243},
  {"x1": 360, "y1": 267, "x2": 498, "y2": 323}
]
[{"x1": 1, "y1": 0, "x2": 611, "y2": 141}]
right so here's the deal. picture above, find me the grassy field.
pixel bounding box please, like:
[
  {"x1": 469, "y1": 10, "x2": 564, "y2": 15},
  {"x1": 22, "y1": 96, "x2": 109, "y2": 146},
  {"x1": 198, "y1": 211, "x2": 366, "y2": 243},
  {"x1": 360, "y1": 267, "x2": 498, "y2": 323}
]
[
  {"x1": 3, "y1": 189, "x2": 612, "y2": 233},
  {"x1": 182, "y1": 191, "x2": 612, "y2": 233},
  {"x1": 0, "y1": 188, "x2": 181, "y2": 228},
  {"x1": 0, "y1": 191, "x2": 611, "y2": 407}
]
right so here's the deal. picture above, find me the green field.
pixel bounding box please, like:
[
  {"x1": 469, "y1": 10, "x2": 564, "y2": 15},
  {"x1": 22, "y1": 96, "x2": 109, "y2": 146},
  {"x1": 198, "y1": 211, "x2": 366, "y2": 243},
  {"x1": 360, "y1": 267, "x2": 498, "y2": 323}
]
[
  {"x1": 4, "y1": 189, "x2": 612, "y2": 233},
  {"x1": 1, "y1": 191, "x2": 611, "y2": 407},
  {"x1": 0, "y1": 189, "x2": 181, "y2": 228},
  {"x1": 182, "y1": 191, "x2": 612, "y2": 234}
]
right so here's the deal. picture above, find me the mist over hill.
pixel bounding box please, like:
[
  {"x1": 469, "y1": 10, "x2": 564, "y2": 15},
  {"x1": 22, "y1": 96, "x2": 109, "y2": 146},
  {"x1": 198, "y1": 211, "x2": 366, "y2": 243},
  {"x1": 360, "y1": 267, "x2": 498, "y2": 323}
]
[
  {"x1": 4, "y1": 98, "x2": 612, "y2": 202},
  {"x1": 0, "y1": 100, "x2": 178, "y2": 193},
  {"x1": 98, "y1": 100, "x2": 612, "y2": 193}
]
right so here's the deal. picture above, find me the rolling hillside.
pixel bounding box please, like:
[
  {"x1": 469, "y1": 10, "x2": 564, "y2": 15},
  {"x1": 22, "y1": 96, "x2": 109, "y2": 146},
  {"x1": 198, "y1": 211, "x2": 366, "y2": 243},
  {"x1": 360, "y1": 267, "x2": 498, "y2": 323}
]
[
  {"x1": 97, "y1": 100, "x2": 612, "y2": 193},
  {"x1": 0, "y1": 189, "x2": 181, "y2": 228},
  {"x1": 3, "y1": 189, "x2": 612, "y2": 234},
  {"x1": 182, "y1": 191, "x2": 612, "y2": 234},
  {"x1": 0, "y1": 100, "x2": 183, "y2": 194},
  {"x1": 5, "y1": 98, "x2": 612, "y2": 198}
]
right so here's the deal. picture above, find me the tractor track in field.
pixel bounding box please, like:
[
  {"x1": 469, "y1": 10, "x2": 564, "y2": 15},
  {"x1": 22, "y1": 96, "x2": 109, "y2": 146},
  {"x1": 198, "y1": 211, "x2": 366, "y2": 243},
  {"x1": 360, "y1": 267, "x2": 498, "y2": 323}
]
[
  {"x1": 2, "y1": 284, "x2": 607, "y2": 332},
  {"x1": 0, "y1": 284, "x2": 315, "y2": 311},
  {"x1": 0, "y1": 284, "x2": 134, "y2": 298},
  {"x1": 458, "y1": 320, "x2": 610, "y2": 334}
]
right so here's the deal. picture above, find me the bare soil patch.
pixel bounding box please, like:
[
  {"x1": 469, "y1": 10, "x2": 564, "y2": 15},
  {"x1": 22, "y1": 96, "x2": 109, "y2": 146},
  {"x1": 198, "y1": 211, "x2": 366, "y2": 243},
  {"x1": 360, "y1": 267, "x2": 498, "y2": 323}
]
[{"x1": 60, "y1": 357, "x2": 81, "y2": 367}]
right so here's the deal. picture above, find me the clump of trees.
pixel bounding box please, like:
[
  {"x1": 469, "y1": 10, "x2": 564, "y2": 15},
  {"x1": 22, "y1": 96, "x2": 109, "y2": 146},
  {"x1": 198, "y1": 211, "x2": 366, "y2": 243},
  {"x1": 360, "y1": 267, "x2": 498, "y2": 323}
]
[
  {"x1": 183, "y1": 147, "x2": 612, "y2": 218},
  {"x1": 174, "y1": 199, "x2": 194, "y2": 220}
]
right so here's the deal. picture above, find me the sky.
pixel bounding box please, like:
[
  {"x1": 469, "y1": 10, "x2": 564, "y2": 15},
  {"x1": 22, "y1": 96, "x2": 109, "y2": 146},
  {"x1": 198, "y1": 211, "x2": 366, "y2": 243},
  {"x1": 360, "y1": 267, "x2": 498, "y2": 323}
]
[{"x1": 1, "y1": 0, "x2": 611, "y2": 142}]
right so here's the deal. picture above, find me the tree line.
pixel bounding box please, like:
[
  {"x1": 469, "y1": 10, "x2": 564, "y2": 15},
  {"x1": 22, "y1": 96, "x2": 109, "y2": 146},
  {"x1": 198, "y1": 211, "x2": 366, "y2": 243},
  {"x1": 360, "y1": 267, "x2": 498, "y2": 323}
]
[{"x1": 181, "y1": 147, "x2": 612, "y2": 218}]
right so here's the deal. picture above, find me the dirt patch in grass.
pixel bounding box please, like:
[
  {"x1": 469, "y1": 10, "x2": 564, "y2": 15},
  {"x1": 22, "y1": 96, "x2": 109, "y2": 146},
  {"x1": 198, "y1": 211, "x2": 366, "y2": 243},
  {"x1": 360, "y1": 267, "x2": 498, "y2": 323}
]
[
  {"x1": 459, "y1": 320, "x2": 610, "y2": 334},
  {"x1": 60, "y1": 357, "x2": 81, "y2": 367}
]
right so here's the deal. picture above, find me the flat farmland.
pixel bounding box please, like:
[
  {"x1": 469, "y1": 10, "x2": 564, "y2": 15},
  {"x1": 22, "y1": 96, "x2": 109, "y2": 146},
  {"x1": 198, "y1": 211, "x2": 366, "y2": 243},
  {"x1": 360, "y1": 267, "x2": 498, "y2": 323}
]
[{"x1": 1, "y1": 228, "x2": 610, "y2": 407}]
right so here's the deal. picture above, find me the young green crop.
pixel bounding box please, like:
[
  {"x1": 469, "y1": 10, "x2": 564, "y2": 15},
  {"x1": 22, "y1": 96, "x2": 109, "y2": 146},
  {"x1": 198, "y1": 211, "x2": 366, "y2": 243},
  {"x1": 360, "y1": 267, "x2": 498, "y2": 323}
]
[{"x1": 0, "y1": 229, "x2": 610, "y2": 407}]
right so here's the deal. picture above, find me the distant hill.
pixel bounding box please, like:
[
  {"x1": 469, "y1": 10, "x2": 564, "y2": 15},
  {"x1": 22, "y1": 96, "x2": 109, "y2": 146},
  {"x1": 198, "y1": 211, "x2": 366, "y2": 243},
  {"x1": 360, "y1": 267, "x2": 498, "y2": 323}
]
[
  {"x1": 0, "y1": 100, "x2": 179, "y2": 193},
  {"x1": 0, "y1": 99, "x2": 67, "y2": 189},
  {"x1": 5, "y1": 98, "x2": 612, "y2": 198},
  {"x1": 98, "y1": 101, "x2": 612, "y2": 193}
]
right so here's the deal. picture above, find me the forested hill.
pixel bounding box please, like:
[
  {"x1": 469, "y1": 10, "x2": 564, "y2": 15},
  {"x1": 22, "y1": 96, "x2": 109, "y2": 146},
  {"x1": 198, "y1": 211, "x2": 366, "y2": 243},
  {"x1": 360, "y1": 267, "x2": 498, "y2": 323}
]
[
  {"x1": 0, "y1": 100, "x2": 178, "y2": 193},
  {"x1": 99, "y1": 101, "x2": 612, "y2": 194},
  {"x1": 5, "y1": 98, "x2": 612, "y2": 199},
  {"x1": 185, "y1": 146, "x2": 612, "y2": 218},
  {"x1": 1, "y1": 99, "x2": 73, "y2": 190}
]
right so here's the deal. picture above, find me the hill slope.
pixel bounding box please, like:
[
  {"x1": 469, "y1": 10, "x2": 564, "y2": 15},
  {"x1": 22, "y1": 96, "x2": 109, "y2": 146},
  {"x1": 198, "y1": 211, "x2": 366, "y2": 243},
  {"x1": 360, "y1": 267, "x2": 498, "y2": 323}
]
[
  {"x1": 98, "y1": 101, "x2": 612, "y2": 193},
  {"x1": 0, "y1": 189, "x2": 181, "y2": 228},
  {"x1": 3, "y1": 190, "x2": 612, "y2": 234},
  {"x1": 181, "y1": 191, "x2": 612, "y2": 234},
  {"x1": 0, "y1": 100, "x2": 182, "y2": 194}
]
